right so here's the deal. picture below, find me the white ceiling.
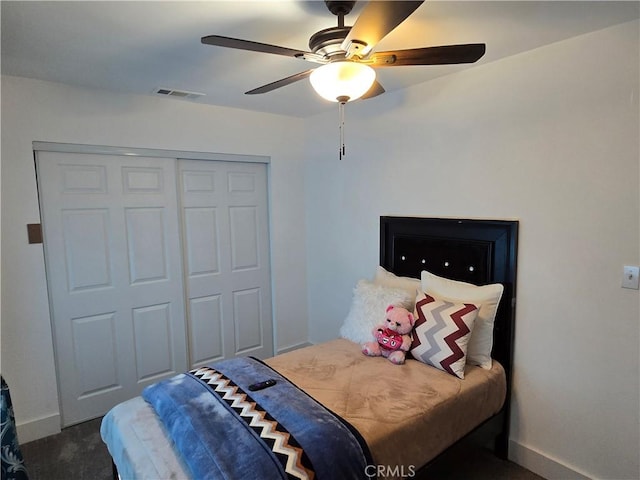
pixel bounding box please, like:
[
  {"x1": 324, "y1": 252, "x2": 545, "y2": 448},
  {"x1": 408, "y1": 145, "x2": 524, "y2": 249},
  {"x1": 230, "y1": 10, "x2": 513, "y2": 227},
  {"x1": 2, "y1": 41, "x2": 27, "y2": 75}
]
[{"x1": 2, "y1": 1, "x2": 638, "y2": 118}]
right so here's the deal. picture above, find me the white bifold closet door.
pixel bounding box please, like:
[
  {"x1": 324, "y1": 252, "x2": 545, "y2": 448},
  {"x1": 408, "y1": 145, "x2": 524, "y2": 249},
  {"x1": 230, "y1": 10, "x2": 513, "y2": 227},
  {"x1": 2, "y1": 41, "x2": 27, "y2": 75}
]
[{"x1": 37, "y1": 151, "x2": 272, "y2": 427}]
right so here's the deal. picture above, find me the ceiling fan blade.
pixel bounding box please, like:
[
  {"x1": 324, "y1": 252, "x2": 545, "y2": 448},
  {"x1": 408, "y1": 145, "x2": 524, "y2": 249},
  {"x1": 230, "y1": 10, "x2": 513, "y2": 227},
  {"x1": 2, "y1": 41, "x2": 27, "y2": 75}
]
[
  {"x1": 361, "y1": 80, "x2": 385, "y2": 99},
  {"x1": 341, "y1": 1, "x2": 424, "y2": 58},
  {"x1": 369, "y1": 44, "x2": 486, "y2": 66},
  {"x1": 245, "y1": 69, "x2": 314, "y2": 95},
  {"x1": 202, "y1": 35, "x2": 323, "y2": 62}
]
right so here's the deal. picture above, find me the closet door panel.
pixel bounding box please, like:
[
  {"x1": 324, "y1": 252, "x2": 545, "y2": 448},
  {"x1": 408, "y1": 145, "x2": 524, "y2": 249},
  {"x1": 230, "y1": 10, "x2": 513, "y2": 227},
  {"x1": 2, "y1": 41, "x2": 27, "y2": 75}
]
[
  {"x1": 71, "y1": 312, "x2": 118, "y2": 397},
  {"x1": 125, "y1": 207, "x2": 169, "y2": 284},
  {"x1": 183, "y1": 207, "x2": 220, "y2": 278},
  {"x1": 179, "y1": 160, "x2": 273, "y2": 367},
  {"x1": 229, "y1": 205, "x2": 260, "y2": 271},
  {"x1": 132, "y1": 303, "x2": 174, "y2": 381},
  {"x1": 62, "y1": 208, "x2": 112, "y2": 291},
  {"x1": 37, "y1": 151, "x2": 187, "y2": 426},
  {"x1": 233, "y1": 288, "x2": 263, "y2": 354},
  {"x1": 189, "y1": 295, "x2": 224, "y2": 364}
]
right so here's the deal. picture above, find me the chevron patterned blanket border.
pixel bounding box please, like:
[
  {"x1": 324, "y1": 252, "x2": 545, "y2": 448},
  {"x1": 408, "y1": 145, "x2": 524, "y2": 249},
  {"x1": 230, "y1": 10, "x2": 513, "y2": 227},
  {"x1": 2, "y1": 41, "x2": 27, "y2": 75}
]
[{"x1": 190, "y1": 365, "x2": 314, "y2": 480}]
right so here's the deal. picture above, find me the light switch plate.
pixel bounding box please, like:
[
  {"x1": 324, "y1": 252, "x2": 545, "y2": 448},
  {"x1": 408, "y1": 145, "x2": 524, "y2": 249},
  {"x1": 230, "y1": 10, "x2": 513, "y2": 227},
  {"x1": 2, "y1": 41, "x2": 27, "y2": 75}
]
[{"x1": 622, "y1": 266, "x2": 640, "y2": 290}]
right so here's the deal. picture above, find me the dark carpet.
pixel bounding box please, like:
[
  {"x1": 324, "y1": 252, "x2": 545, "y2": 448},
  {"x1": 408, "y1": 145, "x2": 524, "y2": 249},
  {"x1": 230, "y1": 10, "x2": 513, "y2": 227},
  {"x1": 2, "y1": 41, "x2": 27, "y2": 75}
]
[
  {"x1": 21, "y1": 418, "x2": 111, "y2": 480},
  {"x1": 20, "y1": 417, "x2": 545, "y2": 480}
]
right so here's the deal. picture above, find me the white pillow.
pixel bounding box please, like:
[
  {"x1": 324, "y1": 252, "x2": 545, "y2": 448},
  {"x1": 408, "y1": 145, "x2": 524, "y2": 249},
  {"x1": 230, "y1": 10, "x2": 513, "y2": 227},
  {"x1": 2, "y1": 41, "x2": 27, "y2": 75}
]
[
  {"x1": 340, "y1": 280, "x2": 414, "y2": 345},
  {"x1": 421, "y1": 270, "x2": 504, "y2": 369},
  {"x1": 373, "y1": 266, "x2": 421, "y2": 309}
]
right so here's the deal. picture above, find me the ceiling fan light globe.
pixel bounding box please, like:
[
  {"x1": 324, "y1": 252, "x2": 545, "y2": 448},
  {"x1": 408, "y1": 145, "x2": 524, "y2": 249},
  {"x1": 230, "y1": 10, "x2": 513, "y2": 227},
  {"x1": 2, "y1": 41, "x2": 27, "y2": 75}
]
[{"x1": 309, "y1": 62, "x2": 376, "y2": 102}]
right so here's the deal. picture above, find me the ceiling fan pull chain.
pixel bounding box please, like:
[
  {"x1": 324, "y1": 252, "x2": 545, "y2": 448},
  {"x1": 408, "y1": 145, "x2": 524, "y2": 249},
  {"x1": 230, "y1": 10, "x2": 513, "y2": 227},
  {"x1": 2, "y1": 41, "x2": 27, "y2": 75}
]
[
  {"x1": 340, "y1": 101, "x2": 344, "y2": 160},
  {"x1": 338, "y1": 98, "x2": 347, "y2": 160}
]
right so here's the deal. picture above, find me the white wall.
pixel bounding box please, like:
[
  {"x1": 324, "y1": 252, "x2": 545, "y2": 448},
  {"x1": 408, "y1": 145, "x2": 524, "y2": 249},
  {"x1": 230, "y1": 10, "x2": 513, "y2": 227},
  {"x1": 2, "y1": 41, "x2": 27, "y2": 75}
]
[
  {"x1": 0, "y1": 76, "x2": 309, "y2": 441},
  {"x1": 2, "y1": 18, "x2": 638, "y2": 480},
  {"x1": 304, "y1": 20, "x2": 639, "y2": 480}
]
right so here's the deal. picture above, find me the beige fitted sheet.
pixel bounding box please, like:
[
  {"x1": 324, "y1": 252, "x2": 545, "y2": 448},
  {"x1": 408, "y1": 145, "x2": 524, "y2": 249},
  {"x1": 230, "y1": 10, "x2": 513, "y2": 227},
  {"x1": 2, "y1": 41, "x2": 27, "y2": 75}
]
[{"x1": 266, "y1": 338, "x2": 506, "y2": 470}]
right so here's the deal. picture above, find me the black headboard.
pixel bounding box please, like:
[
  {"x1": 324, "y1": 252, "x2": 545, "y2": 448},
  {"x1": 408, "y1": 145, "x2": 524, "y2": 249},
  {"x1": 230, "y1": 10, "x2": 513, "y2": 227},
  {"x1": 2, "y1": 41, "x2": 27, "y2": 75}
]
[{"x1": 380, "y1": 216, "x2": 518, "y2": 383}]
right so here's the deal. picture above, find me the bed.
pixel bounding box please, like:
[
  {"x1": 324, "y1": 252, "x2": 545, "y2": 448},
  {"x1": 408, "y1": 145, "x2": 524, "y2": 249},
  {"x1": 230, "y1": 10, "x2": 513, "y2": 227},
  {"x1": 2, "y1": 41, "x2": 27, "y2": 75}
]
[{"x1": 101, "y1": 216, "x2": 518, "y2": 479}]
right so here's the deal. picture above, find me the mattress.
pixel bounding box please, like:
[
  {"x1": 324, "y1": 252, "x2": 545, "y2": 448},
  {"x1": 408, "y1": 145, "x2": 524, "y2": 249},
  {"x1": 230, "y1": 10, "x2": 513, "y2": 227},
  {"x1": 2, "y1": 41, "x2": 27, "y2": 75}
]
[{"x1": 101, "y1": 338, "x2": 506, "y2": 478}]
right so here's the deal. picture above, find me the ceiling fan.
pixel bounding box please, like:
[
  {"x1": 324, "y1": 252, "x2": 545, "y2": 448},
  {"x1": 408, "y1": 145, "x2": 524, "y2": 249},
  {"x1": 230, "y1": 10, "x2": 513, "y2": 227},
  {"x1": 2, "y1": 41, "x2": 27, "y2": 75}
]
[
  {"x1": 201, "y1": 1, "x2": 485, "y2": 158},
  {"x1": 201, "y1": 0, "x2": 485, "y2": 101}
]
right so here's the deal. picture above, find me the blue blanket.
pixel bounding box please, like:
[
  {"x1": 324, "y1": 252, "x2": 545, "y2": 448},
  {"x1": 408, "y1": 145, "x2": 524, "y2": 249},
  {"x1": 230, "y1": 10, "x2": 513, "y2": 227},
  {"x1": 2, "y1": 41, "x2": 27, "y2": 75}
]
[{"x1": 142, "y1": 357, "x2": 373, "y2": 480}]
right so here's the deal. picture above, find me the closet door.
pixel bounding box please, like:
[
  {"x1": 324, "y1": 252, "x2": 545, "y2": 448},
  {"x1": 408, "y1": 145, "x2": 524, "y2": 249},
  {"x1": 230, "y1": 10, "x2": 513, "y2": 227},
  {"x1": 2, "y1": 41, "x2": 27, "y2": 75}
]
[
  {"x1": 179, "y1": 160, "x2": 273, "y2": 366},
  {"x1": 37, "y1": 151, "x2": 187, "y2": 426}
]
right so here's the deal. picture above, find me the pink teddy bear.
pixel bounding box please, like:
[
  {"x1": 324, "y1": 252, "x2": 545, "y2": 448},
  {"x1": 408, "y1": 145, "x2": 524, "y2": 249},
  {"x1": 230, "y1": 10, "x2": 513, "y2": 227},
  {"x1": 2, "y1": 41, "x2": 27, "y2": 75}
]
[{"x1": 362, "y1": 305, "x2": 415, "y2": 365}]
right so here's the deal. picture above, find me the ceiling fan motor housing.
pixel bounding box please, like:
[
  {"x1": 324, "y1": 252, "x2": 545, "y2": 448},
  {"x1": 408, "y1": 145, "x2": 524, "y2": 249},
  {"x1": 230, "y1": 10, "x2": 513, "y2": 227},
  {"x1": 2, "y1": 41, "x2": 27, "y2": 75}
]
[{"x1": 309, "y1": 26, "x2": 351, "y2": 58}]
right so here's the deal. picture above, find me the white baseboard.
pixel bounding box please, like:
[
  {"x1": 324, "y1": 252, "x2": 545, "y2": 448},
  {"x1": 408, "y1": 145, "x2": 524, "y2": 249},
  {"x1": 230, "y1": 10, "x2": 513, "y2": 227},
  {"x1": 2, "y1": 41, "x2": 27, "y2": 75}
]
[
  {"x1": 276, "y1": 341, "x2": 313, "y2": 354},
  {"x1": 509, "y1": 440, "x2": 592, "y2": 480},
  {"x1": 16, "y1": 413, "x2": 61, "y2": 444}
]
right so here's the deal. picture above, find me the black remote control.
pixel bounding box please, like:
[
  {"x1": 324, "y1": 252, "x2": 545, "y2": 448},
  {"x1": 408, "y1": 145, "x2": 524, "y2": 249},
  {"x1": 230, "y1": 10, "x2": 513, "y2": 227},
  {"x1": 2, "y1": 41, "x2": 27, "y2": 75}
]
[{"x1": 248, "y1": 379, "x2": 277, "y2": 391}]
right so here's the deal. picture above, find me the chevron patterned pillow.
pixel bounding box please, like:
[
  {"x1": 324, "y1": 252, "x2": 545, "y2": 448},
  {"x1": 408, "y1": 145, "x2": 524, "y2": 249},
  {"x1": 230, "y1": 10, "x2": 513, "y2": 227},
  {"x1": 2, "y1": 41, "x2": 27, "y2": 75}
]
[
  {"x1": 410, "y1": 292, "x2": 480, "y2": 379},
  {"x1": 421, "y1": 270, "x2": 504, "y2": 370}
]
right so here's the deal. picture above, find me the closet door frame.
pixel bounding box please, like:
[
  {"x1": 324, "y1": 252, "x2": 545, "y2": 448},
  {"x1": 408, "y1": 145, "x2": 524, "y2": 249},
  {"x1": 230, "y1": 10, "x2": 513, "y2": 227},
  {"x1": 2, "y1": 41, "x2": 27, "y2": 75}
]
[{"x1": 33, "y1": 142, "x2": 270, "y2": 164}]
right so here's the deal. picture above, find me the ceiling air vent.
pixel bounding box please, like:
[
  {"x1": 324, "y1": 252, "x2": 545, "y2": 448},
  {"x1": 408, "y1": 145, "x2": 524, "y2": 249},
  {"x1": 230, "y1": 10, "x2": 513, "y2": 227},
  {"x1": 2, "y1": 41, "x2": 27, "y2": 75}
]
[{"x1": 153, "y1": 87, "x2": 205, "y2": 100}]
